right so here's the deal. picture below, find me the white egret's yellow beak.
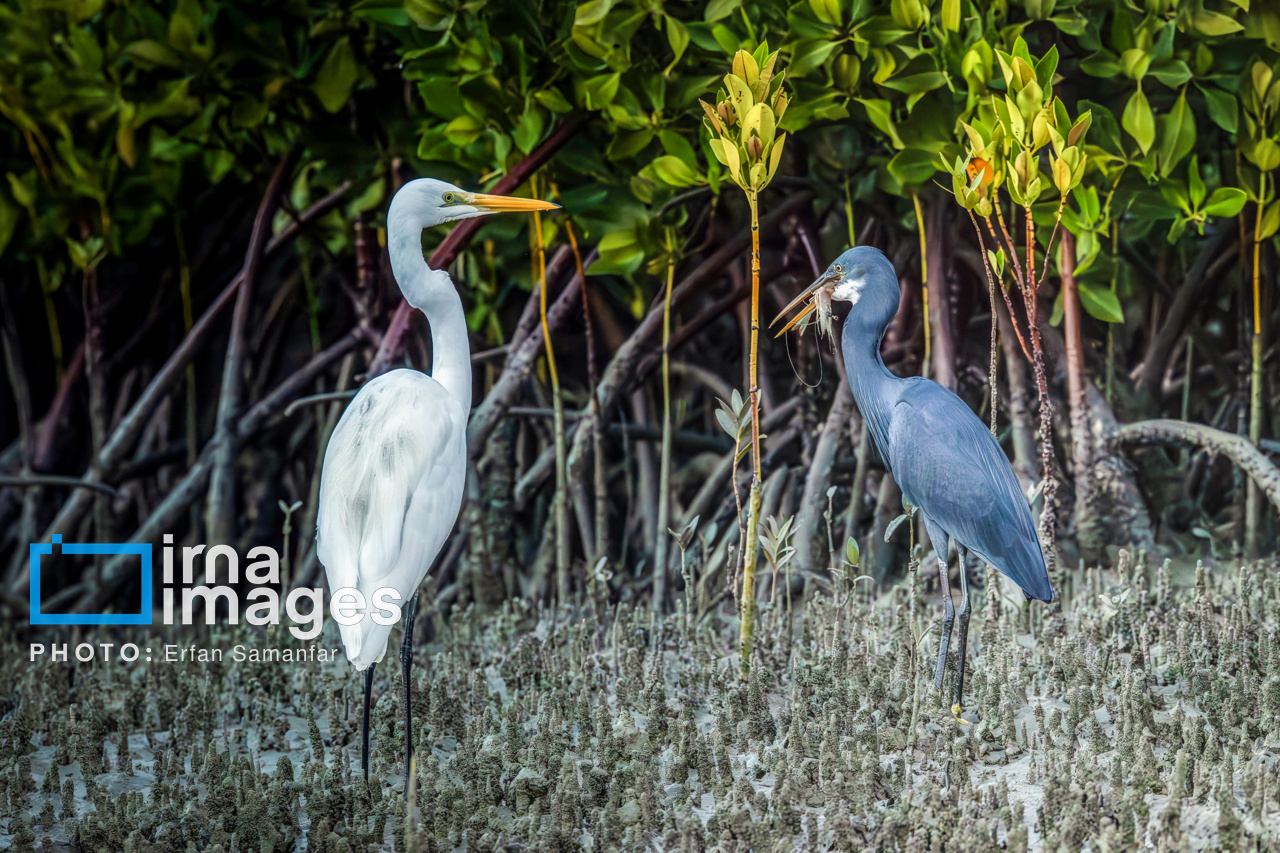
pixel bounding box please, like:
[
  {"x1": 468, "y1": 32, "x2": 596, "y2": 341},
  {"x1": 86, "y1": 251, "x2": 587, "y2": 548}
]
[
  {"x1": 771, "y1": 270, "x2": 839, "y2": 338},
  {"x1": 468, "y1": 193, "x2": 560, "y2": 213}
]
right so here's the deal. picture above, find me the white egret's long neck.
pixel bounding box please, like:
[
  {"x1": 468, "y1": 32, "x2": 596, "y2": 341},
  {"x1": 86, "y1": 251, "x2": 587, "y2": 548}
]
[{"x1": 387, "y1": 214, "x2": 472, "y2": 414}]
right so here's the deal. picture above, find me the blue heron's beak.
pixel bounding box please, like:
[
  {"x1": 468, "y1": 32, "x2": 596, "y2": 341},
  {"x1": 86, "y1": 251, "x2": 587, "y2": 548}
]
[{"x1": 772, "y1": 269, "x2": 839, "y2": 337}]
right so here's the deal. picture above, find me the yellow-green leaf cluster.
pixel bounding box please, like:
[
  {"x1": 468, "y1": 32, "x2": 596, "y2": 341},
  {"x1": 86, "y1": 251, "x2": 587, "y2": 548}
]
[
  {"x1": 1240, "y1": 60, "x2": 1280, "y2": 202},
  {"x1": 963, "y1": 39, "x2": 1090, "y2": 208},
  {"x1": 700, "y1": 45, "x2": 789, "y2": 193}
]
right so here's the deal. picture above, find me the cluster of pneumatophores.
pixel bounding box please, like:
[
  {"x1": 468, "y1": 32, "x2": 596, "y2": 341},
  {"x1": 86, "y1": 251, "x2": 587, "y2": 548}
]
[{"x1": 1, "y1": 551, "x2": 1278, "y2": 852}]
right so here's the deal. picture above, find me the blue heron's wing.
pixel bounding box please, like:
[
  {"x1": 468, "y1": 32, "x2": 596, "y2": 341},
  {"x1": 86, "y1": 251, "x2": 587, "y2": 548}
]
[{"x1": 887, "y1": 379, "x2": 1053, "y2": 601}]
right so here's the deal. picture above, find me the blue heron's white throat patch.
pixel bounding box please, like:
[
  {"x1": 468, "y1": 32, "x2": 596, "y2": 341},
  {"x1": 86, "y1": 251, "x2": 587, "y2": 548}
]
[{"x1": 833, "y1": 276, "x2": 864, "y2": 305}]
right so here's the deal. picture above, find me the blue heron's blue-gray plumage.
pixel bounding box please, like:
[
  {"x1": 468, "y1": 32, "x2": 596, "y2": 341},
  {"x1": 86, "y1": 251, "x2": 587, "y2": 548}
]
[{"x1": 831, "y1": 246, "x2": 1052, "y2": 603}]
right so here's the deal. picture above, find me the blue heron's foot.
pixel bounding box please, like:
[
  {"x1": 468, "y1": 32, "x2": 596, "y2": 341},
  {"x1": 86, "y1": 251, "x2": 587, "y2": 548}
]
[{"x1": 951, "y1": 703, "x2": 972, "y2": 725}]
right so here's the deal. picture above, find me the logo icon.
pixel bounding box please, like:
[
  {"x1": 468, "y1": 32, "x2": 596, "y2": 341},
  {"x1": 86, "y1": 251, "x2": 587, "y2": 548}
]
[{"x1": 29, "y1": 535, "x2": 152, "y2": 625}]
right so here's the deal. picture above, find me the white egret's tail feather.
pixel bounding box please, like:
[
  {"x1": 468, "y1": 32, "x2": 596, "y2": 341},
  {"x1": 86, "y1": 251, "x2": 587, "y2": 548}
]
[{"x1": 339, "y1": 616, "x2": 364, "y2": 666}]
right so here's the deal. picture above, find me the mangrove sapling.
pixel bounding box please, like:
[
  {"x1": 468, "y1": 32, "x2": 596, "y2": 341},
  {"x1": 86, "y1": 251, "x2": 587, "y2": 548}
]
[
  {"x1": 701, "y1": 44, "x2": 789, "y2": 678},
  {"x1": 757, "y1": 514, "x2": 795, "y2": 609},
  {"x1": 945, "y1": 41, "x2": 1094, "y2": 594},
  {"x1": 1239, "y1": 60, "x2": 1279, "y2": 555},
  {"x1": 668, "y1": 516, "x2": 699, "y2": 642}
]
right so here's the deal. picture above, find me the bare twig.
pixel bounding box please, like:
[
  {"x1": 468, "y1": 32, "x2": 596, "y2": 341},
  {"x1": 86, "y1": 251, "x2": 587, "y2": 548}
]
[
  {"x1": 284, "y1": 390, "x2": 358, "y2": 417},
  {"x1": 0, "y1": 475, "x2": 122, "y2": 499}
]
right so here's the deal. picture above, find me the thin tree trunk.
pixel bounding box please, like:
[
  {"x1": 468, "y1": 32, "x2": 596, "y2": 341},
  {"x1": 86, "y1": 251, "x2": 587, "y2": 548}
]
[
  {"x1": 531, "y1": 186, "x2": 571, "y2": 604},
  {"x1": 968, "y1": 210, "x2": 1000, "y2": 433},
  {"x1": 566, "y1": 223, "x2": 608, "y2": 566},
  {"x1": 739, "y1": 187, "x2": 764, "y2": 678},
  {"x1": 175, "y1": 215, "x2": 200, "y2": 537},
  {"x1": 80, "y1": 258, "x2": 109, "y2": 547}
]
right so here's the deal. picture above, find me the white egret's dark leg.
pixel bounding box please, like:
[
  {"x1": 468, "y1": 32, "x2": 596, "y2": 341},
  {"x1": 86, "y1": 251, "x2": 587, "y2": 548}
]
[
  {"x1": 398, "y1": 590, "x2": 420, "y2": 798},
  {"x1": 924, "y1": 519, "x2": 955, "y2": 690},
  {"x1": 952, "y1": 546, "x2": 973, "y2": 720},
  {"x1": 362, "y1": 661, "x2": 376, "y2": 781}
]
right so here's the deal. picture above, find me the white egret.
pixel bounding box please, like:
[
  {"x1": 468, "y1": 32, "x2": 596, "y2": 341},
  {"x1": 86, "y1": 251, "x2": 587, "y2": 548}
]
[{"x1": 316, "y1": 178, "x2": 558, "y2": 783}]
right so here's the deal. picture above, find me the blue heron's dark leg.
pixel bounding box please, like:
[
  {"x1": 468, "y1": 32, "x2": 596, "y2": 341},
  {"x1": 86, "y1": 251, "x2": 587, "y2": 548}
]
[
  {"x1": 362, "y1": 661, "x2": 376, "y2": 781},
  {"x1": 925, "y1": 520, "x2": 955, "y2": 691},
  {"x1": 399, "y1": 590, "x2": 420, "y2": 798},
  {"x1": 953, "y1": 546, "x2": 973, "y2": 718}
]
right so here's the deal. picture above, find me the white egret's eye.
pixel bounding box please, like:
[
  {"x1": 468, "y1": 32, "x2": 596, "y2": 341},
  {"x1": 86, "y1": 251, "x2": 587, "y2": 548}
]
[{"x1": 442, "y1": 191, "x2": 458, "y2": 204}]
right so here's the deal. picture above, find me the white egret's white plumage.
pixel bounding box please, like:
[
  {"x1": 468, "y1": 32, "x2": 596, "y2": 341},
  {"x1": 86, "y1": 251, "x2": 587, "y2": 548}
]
[
  {"x1": 315, "y1": 179, "x2": 557, "y2": 780},
  {"x1": 318, "y1": 178, "x2": 557, "y2": 668}
]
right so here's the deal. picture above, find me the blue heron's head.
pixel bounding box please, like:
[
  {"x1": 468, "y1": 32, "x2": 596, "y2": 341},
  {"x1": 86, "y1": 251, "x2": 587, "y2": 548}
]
[{"x1": 773, "y1": 246, "x2": 900, "y2": 339}]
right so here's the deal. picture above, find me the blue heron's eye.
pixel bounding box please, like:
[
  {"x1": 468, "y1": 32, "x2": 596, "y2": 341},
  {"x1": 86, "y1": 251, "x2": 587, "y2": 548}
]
[
  {"x1": 833, "y1": 265, "x2": 843, "y2": 274},
  {"x1": 442, "y1": 192, "x2": 457, "y2": 204}
]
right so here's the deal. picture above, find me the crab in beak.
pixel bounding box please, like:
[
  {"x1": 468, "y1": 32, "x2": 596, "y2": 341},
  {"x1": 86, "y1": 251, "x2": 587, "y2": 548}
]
[{"x1": 771, "y1": 268, "x2": 840, "y2": 339}]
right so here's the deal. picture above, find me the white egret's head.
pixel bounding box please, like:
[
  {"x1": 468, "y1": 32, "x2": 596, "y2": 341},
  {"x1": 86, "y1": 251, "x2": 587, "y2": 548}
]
[{"x1": 393, "y1": 177, "x2": 560, "y2": 229}]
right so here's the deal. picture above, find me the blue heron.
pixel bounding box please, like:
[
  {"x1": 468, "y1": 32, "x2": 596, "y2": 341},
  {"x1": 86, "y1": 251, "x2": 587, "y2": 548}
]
[
  {"x1": 316, "y1": 178, "x2": 558, "y2": 785},
  {"x1": 773, "y1": 246, "x2": 1053, "y2": 720}
]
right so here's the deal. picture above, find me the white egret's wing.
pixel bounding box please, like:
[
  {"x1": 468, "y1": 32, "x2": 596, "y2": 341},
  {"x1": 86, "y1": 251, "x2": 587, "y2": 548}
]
[{"x1": 316, "y1": 368, "x2": 465, "y2": 664}]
